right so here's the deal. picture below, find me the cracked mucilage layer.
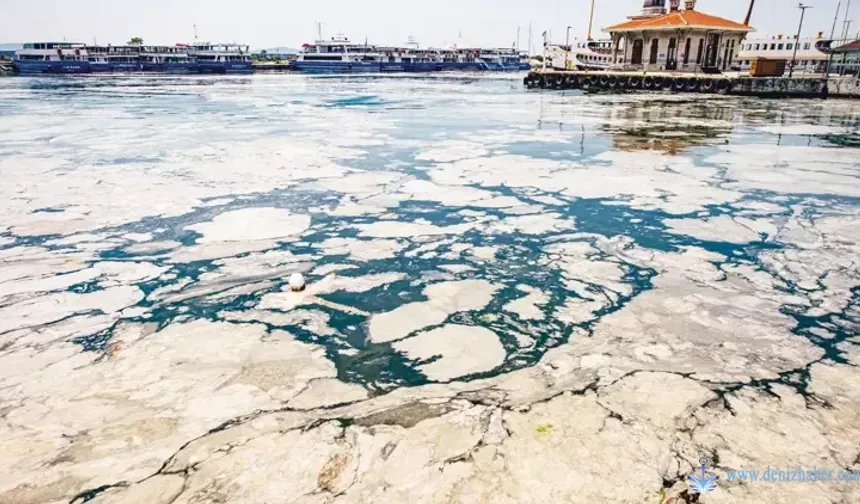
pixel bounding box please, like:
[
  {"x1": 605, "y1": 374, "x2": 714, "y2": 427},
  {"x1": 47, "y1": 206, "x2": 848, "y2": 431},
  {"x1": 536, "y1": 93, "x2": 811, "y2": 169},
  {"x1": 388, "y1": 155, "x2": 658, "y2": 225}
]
[{"x1": 0, "y1": 76, "x2": 859, "y2": 504}]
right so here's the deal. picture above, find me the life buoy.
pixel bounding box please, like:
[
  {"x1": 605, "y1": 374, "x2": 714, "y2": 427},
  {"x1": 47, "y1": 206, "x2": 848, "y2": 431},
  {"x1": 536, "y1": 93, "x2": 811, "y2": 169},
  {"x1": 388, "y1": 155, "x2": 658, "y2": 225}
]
[
  {"x1": 586, "y1": 75, "x2": 598, "y2": 86},
  {"x1": 643, "y1": 76, "x2": 654, "y2": 89},
  {"x1": 701, "y1": 79, "x2": 715, "y2": 92},
  {"x1": 598, "y1": 75, "x2": 609, "y2": 87},
  {"x1": 564, "y1": 75, "x2": 575, "y2": 88},
  {"x1": 608, "y1": 75, "x2": 618, "y2": 88},
  {"x1": 685, "y1": 77, "x2": 699, "y2": 91},
  {"x1": 673, "y1": 77, "x2": 685, "y2": 91},
  {"x1": 653, "y1": 76, "x2": 664, "y2": 89},
  {"x1": 716, "y1": 79, "x2": 730, "y2": 94},
  {"x1": 553, "y1": 75, "x2": 565, "y2": 89},
  {"x1": 628, "y1": 76, "x2": 641, "y2": 88}
]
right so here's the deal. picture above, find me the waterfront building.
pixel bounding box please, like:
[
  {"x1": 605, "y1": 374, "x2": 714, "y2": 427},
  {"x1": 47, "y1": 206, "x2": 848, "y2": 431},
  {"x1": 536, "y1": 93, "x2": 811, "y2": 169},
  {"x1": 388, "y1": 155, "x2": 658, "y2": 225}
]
[
  {"x1": 605, "y1": 0, "x2": 754, "y2": 73},
  {"x1": 829, "y1": 39, "x2": 860, "y2": 76}
]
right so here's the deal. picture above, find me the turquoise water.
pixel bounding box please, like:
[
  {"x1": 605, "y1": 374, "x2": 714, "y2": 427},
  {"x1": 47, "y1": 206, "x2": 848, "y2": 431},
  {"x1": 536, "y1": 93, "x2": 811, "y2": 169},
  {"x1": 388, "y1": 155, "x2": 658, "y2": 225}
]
[{"x1": 1, "y1": 74, "x2": 859, "y2": 393}]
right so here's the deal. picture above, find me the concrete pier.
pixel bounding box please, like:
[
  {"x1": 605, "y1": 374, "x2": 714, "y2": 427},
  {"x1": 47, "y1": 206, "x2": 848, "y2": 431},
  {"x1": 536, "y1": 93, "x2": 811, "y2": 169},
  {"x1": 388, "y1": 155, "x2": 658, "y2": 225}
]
[{"x1": 524, "y1": 70, "x2": 860, "y2": 99}]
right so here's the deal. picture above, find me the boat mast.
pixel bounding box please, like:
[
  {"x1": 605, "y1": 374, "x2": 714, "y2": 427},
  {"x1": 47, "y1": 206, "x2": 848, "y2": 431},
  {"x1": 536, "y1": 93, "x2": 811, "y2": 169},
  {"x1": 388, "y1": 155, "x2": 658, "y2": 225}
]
[
  {"x1": 842, "y1": 0, "x2": 853, "y2": 40},
  {"x1": 743, "y1": 0, "x2": 755, "y2": 26},
  {"x1": 587, "y1": 0, "x2": 596, "y2": 41},
  {"x1": 528, "y1": 23, "x2": 532, "y2": 56}
]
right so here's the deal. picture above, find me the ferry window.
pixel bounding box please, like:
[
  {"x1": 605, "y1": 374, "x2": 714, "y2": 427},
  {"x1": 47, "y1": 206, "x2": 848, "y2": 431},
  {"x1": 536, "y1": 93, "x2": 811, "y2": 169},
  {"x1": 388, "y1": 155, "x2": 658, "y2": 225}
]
[
  {"x1": 754, "y1": 44, "x2": 760, "y2": 50},
  {"x1": 786, "y1": 44, "x2": 793, "y2": 50},
  {"x1": 777, "y1": 43, "x2": 784, "y2": 50},
  {"x1": 803, "y1": 42, "x2": 811, "y2": 50},
  {"x1": 770, "y1": 44, "x2": 776, "y2": 50}
]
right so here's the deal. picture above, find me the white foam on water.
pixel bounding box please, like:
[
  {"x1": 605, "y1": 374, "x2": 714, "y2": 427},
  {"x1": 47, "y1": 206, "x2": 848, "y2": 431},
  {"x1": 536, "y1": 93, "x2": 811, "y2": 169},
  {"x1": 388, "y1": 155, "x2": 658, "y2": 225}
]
[
  {"x1": 186, "y1": 207, "x2": 311, "y2": 243},
  {"x1": 368, "y1": 279, "x2": 499, "y2": 343},
  {"x1": 393, "y1": 324, "x2": 506, "y2": 381}
]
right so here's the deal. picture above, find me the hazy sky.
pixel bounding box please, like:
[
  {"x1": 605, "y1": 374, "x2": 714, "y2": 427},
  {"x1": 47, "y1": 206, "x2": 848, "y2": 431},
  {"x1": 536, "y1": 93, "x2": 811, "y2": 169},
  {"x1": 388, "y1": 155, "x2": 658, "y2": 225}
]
[{"x1": 1, "y1": 0, "x2": 856, "y2": 49}]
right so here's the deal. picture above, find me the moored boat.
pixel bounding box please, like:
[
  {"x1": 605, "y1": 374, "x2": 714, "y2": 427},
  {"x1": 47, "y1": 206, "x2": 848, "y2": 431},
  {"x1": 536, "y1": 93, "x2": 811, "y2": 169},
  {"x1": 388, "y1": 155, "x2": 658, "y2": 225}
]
[
  {"x1": 188, "y1": 43, "x2": 252, "y2": 73},
  {"x1": 140, "y1": 45, "x2": 196, "y2": 73},
  {"x1": 294, "y1": 33, "x2": 530, "y2": 73},
  {"x1": 13, "y1": 42, "x2": 90, "y2": 74},
  {"x1": 293, "y1": 35, "x2": 385, "y2": 73}
]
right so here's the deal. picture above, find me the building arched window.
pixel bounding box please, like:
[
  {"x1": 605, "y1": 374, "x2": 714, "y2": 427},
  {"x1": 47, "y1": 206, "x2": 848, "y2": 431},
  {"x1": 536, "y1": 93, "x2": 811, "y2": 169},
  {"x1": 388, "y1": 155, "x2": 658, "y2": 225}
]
[{"x1": 683, "y1": 37, "x2": 691, "y2": 64}]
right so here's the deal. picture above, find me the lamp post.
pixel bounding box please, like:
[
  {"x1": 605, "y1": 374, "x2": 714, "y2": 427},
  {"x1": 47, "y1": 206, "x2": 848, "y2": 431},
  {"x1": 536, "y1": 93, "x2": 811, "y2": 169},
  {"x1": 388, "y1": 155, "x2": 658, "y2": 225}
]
[
  {"x1": 789, "y1": 3, "x2": 812, "y2": 78},
  {"x1": 565, "y1": 26, "x2": 572, "y2": 70}
]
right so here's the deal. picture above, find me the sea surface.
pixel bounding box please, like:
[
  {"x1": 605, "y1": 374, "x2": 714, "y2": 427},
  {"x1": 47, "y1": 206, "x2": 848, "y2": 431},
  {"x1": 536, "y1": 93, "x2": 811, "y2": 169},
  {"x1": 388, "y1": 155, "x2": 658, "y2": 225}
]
[{"x1": 1, "y1": 73, "x2": 859, "y2": 392}]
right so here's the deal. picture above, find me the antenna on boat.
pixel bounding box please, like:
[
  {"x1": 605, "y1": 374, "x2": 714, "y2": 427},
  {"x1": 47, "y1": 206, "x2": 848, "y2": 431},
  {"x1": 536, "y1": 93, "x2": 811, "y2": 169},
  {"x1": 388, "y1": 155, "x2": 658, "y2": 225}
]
[
  {"x1": 587, "y1": 0, "x2": 596, "y2": 40},
  {"x1": 193, "y1": 23, "x2": 198, "y2": 42},
  {"x1": 316, "y1": 22, "x2": 323, "y2": 42},
  {"x1": 516, "y1": 26, "x2": 521, "y2": 52}
]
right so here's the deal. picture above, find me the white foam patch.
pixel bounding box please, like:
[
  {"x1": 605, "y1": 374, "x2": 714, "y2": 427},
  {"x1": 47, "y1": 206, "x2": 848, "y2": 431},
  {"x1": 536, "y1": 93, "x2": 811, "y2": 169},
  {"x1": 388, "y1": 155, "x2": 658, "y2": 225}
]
[
  {"x1": 488, "y1": 213, "x2": 574, "y2": 235},
  {"x1": 166, "y1": 240, "x2": 278, "y2": 263},
  {"x1": 124, "y1": 241, "x2": 181, "y2": 255},
  {"x1": 707, "y1": 145, "x2": 860, "y2": 198},
  {"x1": 316, "y1": 237, "x2": 405, "y2": 261},
  {"x1": 664, "y1": 215, "x2": 764, "y2": 244},
  {"x1": 400, "y1": 179, "x2": 523, "y2": 208},
  {"x1": 393, "y1": 324, "x2": 505, "y2": 381},
  {"x1": 503, "y1": 285, "x2": 550, "y2": 320},
  {"x1": 428, "y1": 152, "x2": 742, "y2": 215},
  {"x1": 356, "y1": 221, "x2": 474, "y2": 238},
  {"x1": 414, "y1": 140, "x2": 490, "y2": 162},
  {"x1": 0, "y1": 286, "x2": 143, "y2": 334},
  {"x1": 368, "y1": 279, "x2": 499, "y2": 343},
  {"x1": 186, "y1": 207, "x2": 311, "y2": 243}
]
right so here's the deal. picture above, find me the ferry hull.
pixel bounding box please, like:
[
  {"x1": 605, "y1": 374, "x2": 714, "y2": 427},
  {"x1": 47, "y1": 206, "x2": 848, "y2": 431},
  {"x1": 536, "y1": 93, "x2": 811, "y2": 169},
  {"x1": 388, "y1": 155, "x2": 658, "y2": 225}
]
[
  {"x1": 140, "y1": 62, "x2": 198, "y2": 73},
  {"x1": 89, "y1": 62, "x2": 112, "y2": 72},
  {"x1": 197, "y1": 61, "x2": 253, "y2": 74},
  {"x1": 292, "y1": 61, "x2": 382, "y2": 73},
  {"x1": 109, "y1": 62, "x2": 141, "y2": 72},
  {"x1": 13, "y1": 59, "x2": 90, "y2": 74}
]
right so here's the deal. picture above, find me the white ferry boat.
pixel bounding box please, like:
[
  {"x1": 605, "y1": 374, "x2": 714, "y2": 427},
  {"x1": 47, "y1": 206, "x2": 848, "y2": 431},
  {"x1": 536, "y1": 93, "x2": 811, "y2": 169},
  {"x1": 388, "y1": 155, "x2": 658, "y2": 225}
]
[
  {"x1": 736, "y1": 34, "x2": 836, "y2": 74},
  {"x1": 13, "y1": 42, "x2": 90, "y2": 74},
  {"x1": 187, "y1": 43, "x2": 252, "y2": 73},
  {"x1": 294, "y1": 34, "x2": 384, "y2": 73},
  {"x1": 546, "y1": 39, "x2": 614, "y2": 70},
  {"x1": 85, "y1": 45, "x2": 141, "y2": 72},
  {"x1": 140, "y1": 45, "x2": 196, "y2": 73},
  {"x1": 293, "y1": 34, "x2": 530, "y2": 73}
]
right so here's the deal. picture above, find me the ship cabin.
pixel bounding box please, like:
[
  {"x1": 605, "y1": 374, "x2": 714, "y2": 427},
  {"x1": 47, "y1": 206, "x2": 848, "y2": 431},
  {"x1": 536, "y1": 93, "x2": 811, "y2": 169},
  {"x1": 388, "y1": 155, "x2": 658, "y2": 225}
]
[{"x1": 17, "y1": 42, "x2": 88, "y2": 62}]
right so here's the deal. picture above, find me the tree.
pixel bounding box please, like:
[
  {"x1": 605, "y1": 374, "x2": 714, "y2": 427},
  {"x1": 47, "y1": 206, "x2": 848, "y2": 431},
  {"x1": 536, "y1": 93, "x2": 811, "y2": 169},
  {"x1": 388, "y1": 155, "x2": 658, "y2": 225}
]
[{"x1": 128, "y1": 37, "x2": 143, "y2": 46}]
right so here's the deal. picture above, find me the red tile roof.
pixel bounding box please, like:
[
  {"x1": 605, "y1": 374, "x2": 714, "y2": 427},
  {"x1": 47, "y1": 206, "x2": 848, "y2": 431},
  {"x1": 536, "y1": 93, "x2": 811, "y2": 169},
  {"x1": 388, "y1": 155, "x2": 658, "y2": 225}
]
[{"x1": 606, "y1": 9, "x2": 754, "y2": 33}]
